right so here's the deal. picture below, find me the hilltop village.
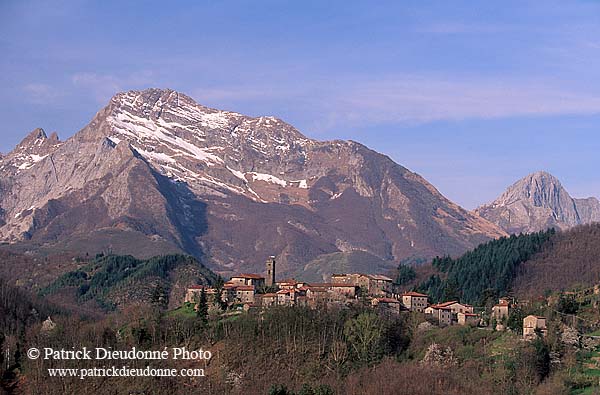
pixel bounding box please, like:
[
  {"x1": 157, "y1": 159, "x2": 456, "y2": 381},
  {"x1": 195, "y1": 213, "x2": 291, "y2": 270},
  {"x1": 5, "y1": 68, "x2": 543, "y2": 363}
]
[{"x1": 184, "y1": 257, "x2": 550, "y2": 338}]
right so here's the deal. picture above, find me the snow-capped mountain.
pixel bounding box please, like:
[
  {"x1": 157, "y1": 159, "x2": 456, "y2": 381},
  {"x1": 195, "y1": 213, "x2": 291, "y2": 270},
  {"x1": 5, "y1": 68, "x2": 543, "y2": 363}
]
[{"x1": 0, "y1": 88, "x2": 505, "y2": 276}]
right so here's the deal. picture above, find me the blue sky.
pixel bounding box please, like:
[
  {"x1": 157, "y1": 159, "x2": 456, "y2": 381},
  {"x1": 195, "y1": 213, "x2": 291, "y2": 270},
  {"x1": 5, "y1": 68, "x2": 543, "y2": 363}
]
[{"x1": 1, "y1": 0, "x2": 600, "y2": 209}]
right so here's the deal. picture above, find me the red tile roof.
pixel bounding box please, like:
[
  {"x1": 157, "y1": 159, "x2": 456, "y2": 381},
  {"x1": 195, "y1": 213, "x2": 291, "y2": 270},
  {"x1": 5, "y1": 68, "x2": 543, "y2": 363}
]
[
  {"x1": 402, "y1": 291, "x2": 428, "y2": 297},
  {"x1": 431, "y1": 306, "x2": 452, "y2": 311},
  {"x1": 231, "y1": 273, "x2": 265, "y2": 280},
  {"x1": 436, "y1": 301, "x2": 459, "y2": 308}
]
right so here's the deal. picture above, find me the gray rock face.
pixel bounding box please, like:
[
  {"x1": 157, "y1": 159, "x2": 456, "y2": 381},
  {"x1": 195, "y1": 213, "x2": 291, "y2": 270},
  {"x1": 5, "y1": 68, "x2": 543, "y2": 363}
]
[
  {"x1": 475, "y1": 171, "x2": 600, "y2": 234},
  {"x1": 0, "y1": 88, "x2": 506, "y2": 276}
]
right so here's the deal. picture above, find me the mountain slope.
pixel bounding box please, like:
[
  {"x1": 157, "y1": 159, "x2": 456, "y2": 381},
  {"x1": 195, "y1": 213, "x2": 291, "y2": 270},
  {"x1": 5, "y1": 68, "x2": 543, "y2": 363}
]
[
  {"x1": 0, "y1": 88, "x2": 505, "y2": 277},
  {"x1": 475, "y1": 171, "x2": 600, "y2": 234},
  {"x1": 41, "y1": 254, "x2": 217, "y2": 310},
  {"x1": 513, "y1": 223, "x2": 600, "y2": 297}
]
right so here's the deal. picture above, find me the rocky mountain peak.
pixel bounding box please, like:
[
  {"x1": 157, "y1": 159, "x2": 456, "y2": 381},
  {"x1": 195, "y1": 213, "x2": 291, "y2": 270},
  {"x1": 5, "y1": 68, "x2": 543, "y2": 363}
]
[
  {"x1": 0, "y1": 87, "x2": 507, "y2": 277},
  {"x1": 106, "y1": 88, "x2": 310, "y2": 144},
  {"x1": 502, "y1": 171, "x2": 566, "y2": 206},
  {"x1": 73, "y1": 88, "x2": 316, "y2": 202},
  {"x1": 476, "y1": 171, "x2": 600, "y2": 234},
  {"x1": 14, "y1": 128, "x2": 63, "y2": 151},
  {"x1": 48, "y1": 131, "x2": 60, "y2": 142},
  {"x1": 18, "y1": 127, "x2": 48, "y2": 148},
  {"x1": 526, "y1": 170, "x2": 563, "y2": 189},
  {"x1": 1, "y1": 128, "x2": 62, "y2": 173}
]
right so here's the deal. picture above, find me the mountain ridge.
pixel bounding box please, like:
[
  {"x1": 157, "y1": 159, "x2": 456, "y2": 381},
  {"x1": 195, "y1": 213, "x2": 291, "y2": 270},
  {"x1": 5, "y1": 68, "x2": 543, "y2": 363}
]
[{"x1": 0, "y1": 88, "x2": 506, "y2": 277}]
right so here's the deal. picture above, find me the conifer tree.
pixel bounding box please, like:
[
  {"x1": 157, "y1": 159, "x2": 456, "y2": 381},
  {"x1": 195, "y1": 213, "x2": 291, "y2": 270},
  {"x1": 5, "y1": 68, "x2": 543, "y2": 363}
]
[{"x1": 197, "y1": 287, "x2": 208, "y2": 323}]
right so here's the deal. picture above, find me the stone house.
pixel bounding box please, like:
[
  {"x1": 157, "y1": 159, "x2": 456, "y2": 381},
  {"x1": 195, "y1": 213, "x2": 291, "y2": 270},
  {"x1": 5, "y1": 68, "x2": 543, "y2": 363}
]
[
  {"x1": 330, "y1": 283, "x2": 358, "y2": 298},
  {"x1": 276, "y1": 288, "x2": 308, "y2": 306},
  {"x1": 307, "y1": 283, "x2": 358, "y2": 299},
  {"x1": 276, "y1": 289, "x2": 294, "y2": 306},
  {"x1": 492, "y1": 299, "x2": 510, "y2": 322},
  {"x1": 432, "y1": 301, "x2": 475, "y2": 322},
  {"x1": 233, "y1": 285, "x2": 255, "y2": 304},
  {"x1": 221, "y1": 282, "x2": 256, "y2": 305},
  {"x1": 401, "y1": 291, "x2": 428, "y2": 312},
  {"x1": 305, "y1": 286, "x2": 330, "y2": 307},
  {"x1": 276, "y1": 279, "x2": 298, "y2": 290},
  {"x1": 276, "y1": 279, "x2": 309, "y2": 290},
  {"x1": 366, "y1": 274, "x2": 394, "y2": 296},
  {"x1": 371, "y1": 297, "x2": 402, "y2": 315},
  {"x1": 523, "y1": 315, "x2": 547, "y2": 340},
  {"x1": 457, "y1": 312, "x2": 479, "y2": 326},
  {"x1": 229, "y1": 274, "x2": 265, "y2": 288},
  {"x1": 331, "y1": 273, "x2": 393, "y2": 296},
  {"x1": 445, "y1": 301, "x2": 474, "y2": 315},
  {"x1": 185, "y1": 285, "x2": 204, "y2": 303},
  {"x1": 256, "y1": 293, "x2": 278, "y2": 307},
  {"x1": 184, "y1": 285, "x2": 217, "y2": 304},
  {"x1": 425, "y1": 304, "x2": 452, "y2": 326}
]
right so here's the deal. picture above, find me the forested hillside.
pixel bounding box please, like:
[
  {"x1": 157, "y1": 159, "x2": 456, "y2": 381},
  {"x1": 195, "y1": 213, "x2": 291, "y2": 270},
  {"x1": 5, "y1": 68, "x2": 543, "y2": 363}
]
[
  {"x1": 514, "y1": 224, "x2": 600, "y2": 297},
  {"x1": 418, "y1": 229, "x2": 555, "y2": 304},
  {"x1": 41, "y1": 254, "x2": 217, "y2": 310}
]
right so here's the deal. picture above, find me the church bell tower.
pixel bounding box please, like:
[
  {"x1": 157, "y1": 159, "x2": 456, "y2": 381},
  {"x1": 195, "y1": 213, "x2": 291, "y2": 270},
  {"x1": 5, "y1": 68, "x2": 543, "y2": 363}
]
[{"x1": 266, "y1": 256, "x2": 276, "y2": 287}]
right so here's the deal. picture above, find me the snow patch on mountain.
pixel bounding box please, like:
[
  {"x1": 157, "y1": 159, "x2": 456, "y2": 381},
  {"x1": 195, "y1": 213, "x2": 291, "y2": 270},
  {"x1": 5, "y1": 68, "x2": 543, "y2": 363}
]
[
  {"x1": 249, "y1": 172, "x2": 287, "y2": 187},
  {"x1": 133, "y1": 146, "x2": 177, "y2": 164},
  {"x1": 109, "y1": 111, "x2": 223, "y2": 165},
  {"x1": 16, "y1": 153, "x2": 48, "y2": 170},
  {"x1": 227, "y1": 167, "x2": 247, "y2": 182}
]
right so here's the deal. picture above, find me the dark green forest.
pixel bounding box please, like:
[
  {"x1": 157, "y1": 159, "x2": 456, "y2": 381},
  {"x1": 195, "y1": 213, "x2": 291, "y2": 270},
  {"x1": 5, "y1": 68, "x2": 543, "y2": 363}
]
[{"x1": 418, "y1": 229, "x2": 555, "y2": 304}]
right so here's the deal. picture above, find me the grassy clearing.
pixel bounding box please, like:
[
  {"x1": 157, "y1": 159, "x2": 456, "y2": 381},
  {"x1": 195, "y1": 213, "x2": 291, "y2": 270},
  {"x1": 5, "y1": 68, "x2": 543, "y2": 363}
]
[
  {"x1": 487, "y1": 332, "x2": 519, "y2": 357},
  {"x1": 168, "y1": 302, "x2": 197, "y2": 318}
]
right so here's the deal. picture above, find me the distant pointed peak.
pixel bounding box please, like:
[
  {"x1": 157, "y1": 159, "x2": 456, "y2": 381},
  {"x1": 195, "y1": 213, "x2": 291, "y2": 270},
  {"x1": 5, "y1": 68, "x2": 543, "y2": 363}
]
[
  {"x1": 527, "y1": 170, "x2": 558, "y2": 180},
  {"x1": 9, "y1": 127, "x2": 62, "y2": 160},
  {"x1": 503, "y1": 170, "x2": 564, "y2": 192},
  {"x1": 18, "y1": 128, "x2": 48, "y2": 147},
  {"x1": 48, "y1": 132, "x2": 60, "y2": 142},
  {"x1": 29, "y1": 127, "x2": 47, "y2": 140},
  {"x1": 517, "y1": 171, "x2": 564, "y2": 189}
]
